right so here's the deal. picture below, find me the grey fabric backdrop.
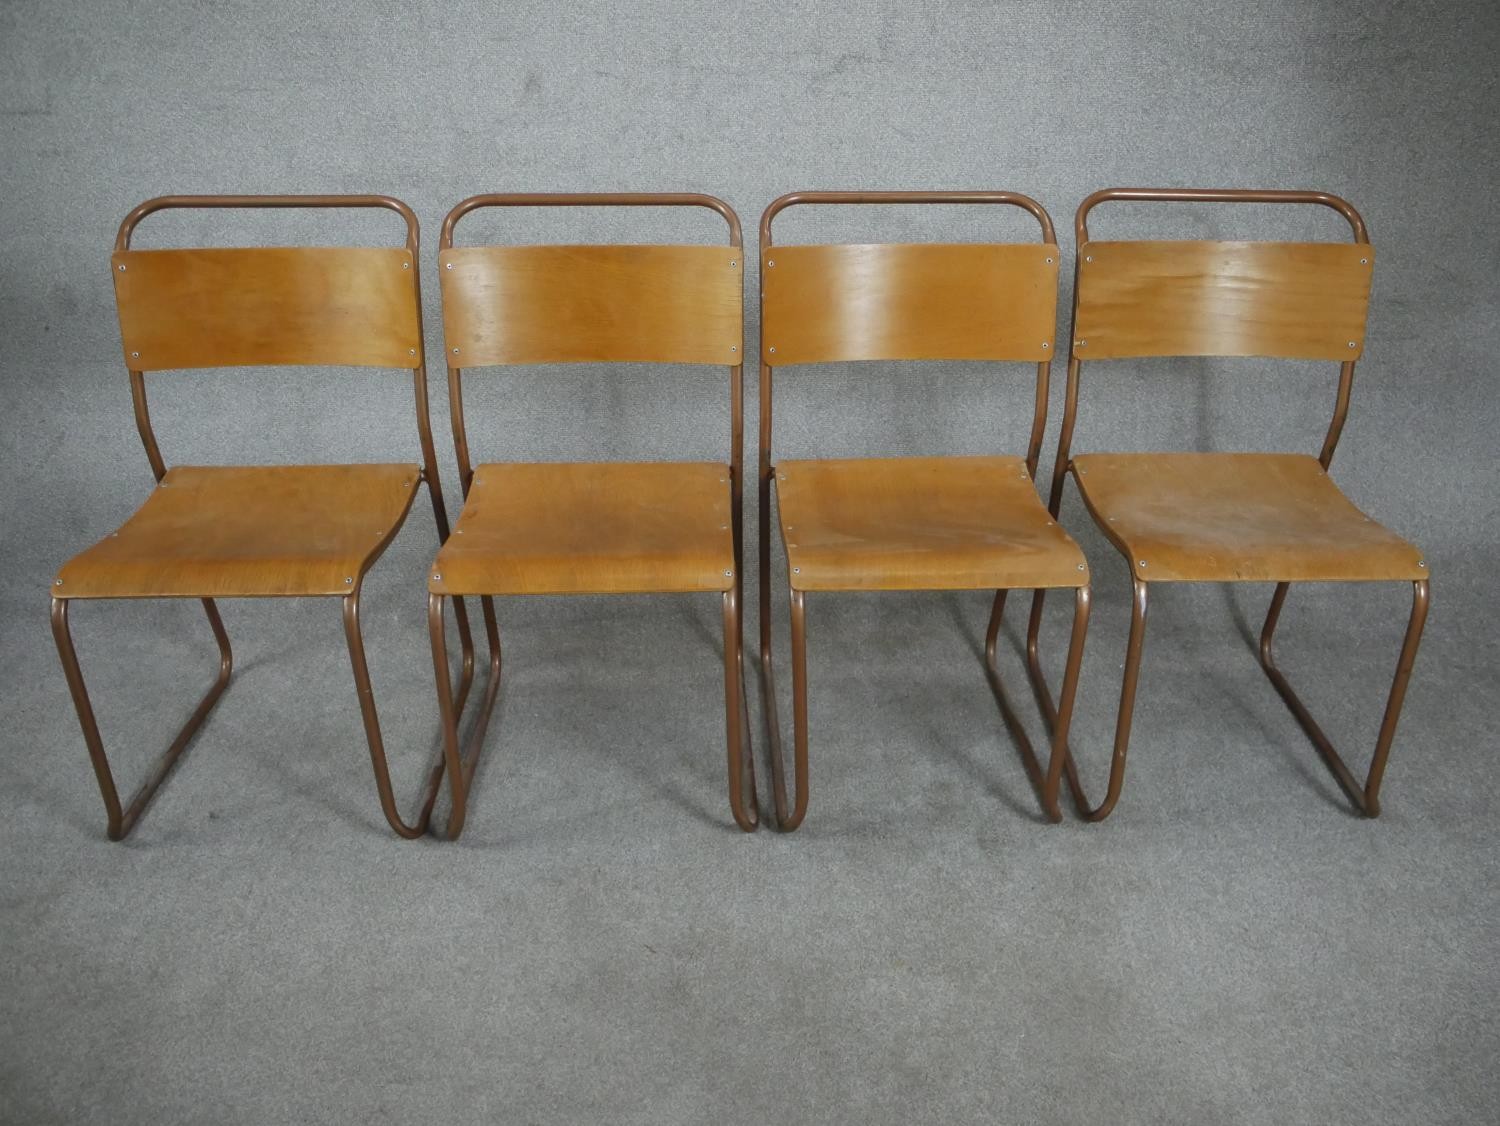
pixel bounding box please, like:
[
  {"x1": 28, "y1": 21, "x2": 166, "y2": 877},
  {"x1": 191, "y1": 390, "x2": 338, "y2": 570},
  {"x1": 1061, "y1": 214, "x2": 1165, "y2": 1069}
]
[{"x1": 2, "y1": 2, "x2": 1498, "y2": 1124}]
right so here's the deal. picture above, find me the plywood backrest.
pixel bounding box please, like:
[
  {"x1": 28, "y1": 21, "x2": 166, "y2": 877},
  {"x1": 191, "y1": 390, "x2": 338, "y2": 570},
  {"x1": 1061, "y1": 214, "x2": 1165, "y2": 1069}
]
[
  {"x1": 438, "y1": 244, "x2": 743, "y2": 366},
  {"x1": 111, "y1": 246, "x2": 421, "y2": 370},
  {"x1": 1072, "y1": 240, "x2": 1374, "y2": 361},
  {"x1": 760, "y1": 242, "x2": 1058, "y2": 364}
]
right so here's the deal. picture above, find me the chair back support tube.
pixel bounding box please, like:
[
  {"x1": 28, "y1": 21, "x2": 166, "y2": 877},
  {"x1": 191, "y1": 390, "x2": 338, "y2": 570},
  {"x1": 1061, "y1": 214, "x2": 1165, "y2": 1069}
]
[
  {"x1": 436, "y1": 193, "x2": 745, "y2": 510},
  {"x1": 759, "y1": 189, "x2": 1060, "y2": 489},
  {"x1": 1055, "y1": 187, "x2": 1371, "y2": 477},
  {"x1": 110, "y1": 195, "x2": 445, "y2": 533}
]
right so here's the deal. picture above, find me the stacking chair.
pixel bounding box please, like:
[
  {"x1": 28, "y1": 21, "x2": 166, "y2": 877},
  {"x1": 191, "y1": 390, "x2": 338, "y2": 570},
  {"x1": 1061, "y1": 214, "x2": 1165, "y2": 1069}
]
[
  {"x1": 1027, "y1": 188, "x2": 1429, "y2": 820},
  {"x1": 757, "y1": 191, "x2": 1093, "y2": 829},
  {"x1": 51, "y1": 195, "x2": 490, "y2": 840},
  {"x1": 426, "y1": 193, "x2": 757, "y2": 837}
]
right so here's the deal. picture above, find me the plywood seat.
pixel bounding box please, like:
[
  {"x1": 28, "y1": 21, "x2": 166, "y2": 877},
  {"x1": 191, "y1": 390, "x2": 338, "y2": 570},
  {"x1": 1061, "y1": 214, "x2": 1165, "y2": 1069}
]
[
  {"x1": 429, "y1": 461, "x2": 735, "y2": 597},
  {"x1": 53, "y1": 463, "x2": 422, "y2": 599},
  {"x1": 775, "y1": 455, "x2": 1087, "y2": 592},
  {"x1": 1072, "y1": 452, "x2": 1426, "y2": 583}
]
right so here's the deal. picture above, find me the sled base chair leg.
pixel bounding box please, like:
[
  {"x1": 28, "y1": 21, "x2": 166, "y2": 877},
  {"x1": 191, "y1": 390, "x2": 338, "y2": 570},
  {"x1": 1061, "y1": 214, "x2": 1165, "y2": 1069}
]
[
  {"x1": 1023, "y1": 581, "x2": 1149, "y2": 822},
  {"x1": 425, "y1": 592, "x2": 505, "y2": 840},
  {"x1": 1025, "y1": 576, "x2": 1429, "y2": 820},
  {"x1": 53, "y1": 585, "x2": 491, "y2": 842},
  {"x1": 1258, "y1": 579, "x2": 1430, "y2": 817},
  {"x1": 346, "y1": 587, "x2": 496, "y2": 839},
  {"x1": 428, "y1": 588, "x2": 753, "y2": 839},
  {"x1": 721, "y1": 588, "x2": 759, "y2": 831},
  {"x1": 983, "y1": 584, "x2": 1092, "y2": 822},
  {"x1": 51, "y1": 596, "x2": 233, "y2": 842}
]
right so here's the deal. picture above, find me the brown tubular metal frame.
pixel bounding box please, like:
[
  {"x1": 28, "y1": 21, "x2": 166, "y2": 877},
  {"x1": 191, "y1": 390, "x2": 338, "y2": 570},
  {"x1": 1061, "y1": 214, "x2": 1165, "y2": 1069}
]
[
  {"x1": 432, "y1": 193, "x2": 756, "y2": 836},
  {"x1": 758, "y1": 190, "x2": 1090, "y2": 829},
  {"x1": 51, "y1": 194, "x2": 483, "y2": 840},
  {"x1": 1028, "y1": 187, "x2": 1429, "y2": 821}
]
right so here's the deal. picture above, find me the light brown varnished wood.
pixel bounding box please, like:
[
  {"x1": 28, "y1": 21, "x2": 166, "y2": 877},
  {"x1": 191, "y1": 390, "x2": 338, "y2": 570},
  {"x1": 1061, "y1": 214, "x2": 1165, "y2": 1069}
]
[
  {"x1": 1071, "y1": 452, "x2": 1426, "y2": 582},
  {"x1": 429, "y1": 462, "x2": 735, "y2": 596},
  {"x1": 761, "y1": 243, "x2": 1058, "y2": 364},
  {"x1": 1072, "y1": 240, "x2": 1373, "y2": 361},
  {"x1": 111, "y1": 247, "x2": 421, "y2": 370},
  {"x1": 775, "y1": 456, "x2": 1087, "y2": 592},
  {"x1": 438, "y1": 245, "x2": 742, "y2": 366},
  {"x1": 53, "y1": 464, "x2": 422, "y2": 598}
]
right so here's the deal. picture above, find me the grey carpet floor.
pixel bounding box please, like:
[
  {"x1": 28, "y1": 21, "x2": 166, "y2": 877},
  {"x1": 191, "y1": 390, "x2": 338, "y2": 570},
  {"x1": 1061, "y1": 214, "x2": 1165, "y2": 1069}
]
[{"x1": 2, "y1": 535, "x2": 1495, "y2": 1125}]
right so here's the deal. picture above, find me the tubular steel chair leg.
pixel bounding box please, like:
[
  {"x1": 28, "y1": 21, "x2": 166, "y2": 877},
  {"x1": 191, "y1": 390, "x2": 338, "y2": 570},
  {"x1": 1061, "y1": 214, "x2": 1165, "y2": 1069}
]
[
  {"x1": 343, "y1": 588, "x2": 445, "y2": 839},
  {"x1": 447, "y1": 595, "x2": 478, "y2": 719},
  {"x1": 1024, "y1": 578, "x2": 1150, "y2": 822},
  {"x1": 1040, "y1": 586, "x2": 1091, "y2": 821},
  {"x1": 984, "y1": 586, "x2": 1092, "y2": 821},
  {"x1": 738, "y1": 640, "x2": 758, "y2": 825},
  {"x1": 770, "y1": 588, "x2": 811, "y2": 832},
  {"x1": 761, "y1": 575, "x2": 808, "y2": 831},
  {"x1": 722, "y1": 589, "x2": 759, "y2": 831},
  {"x1": 1258, "y1": 579, "x2": 1430, "y2": 817},
  {"x1": 50, "y1": 596, "x2": 233, "y2": 842},
  {"x1": 757, "y1": 473, "x2": 796, "y2": 828},
  {"x1": 343, "y1": 586, "x2": 498, "y2": 839},
  {"x1": 427, "y1": 592, "x2": 503, "y2": 840}
]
